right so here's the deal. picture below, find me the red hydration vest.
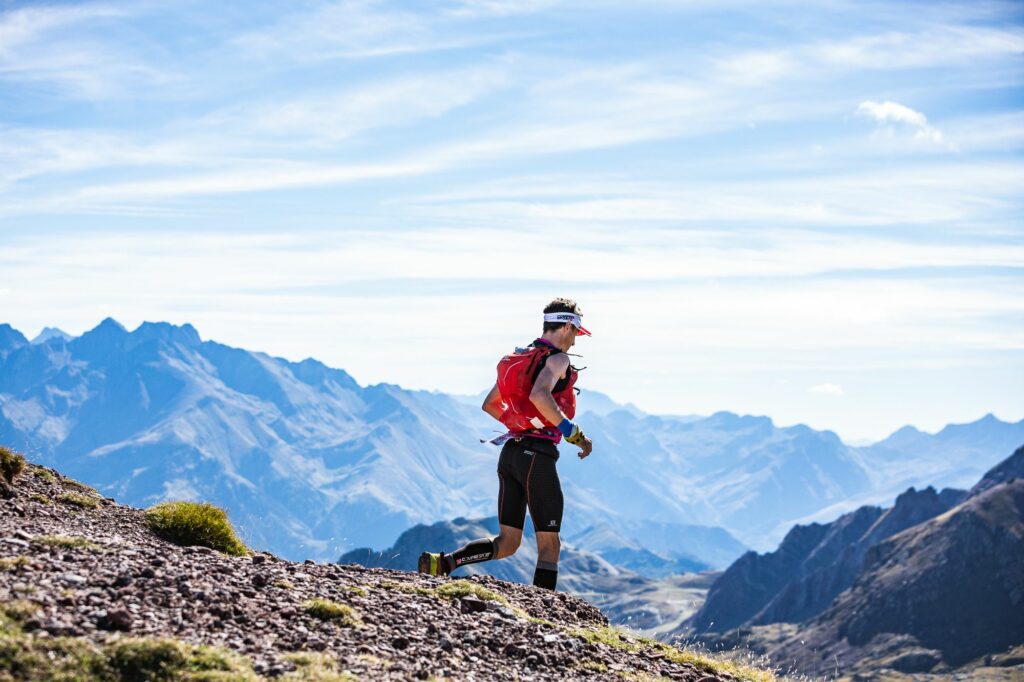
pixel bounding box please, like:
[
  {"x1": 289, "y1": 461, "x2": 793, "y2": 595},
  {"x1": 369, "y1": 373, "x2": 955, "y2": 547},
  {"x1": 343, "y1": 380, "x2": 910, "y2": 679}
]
[{"x1": 495, "y1": 340, "x2": 578, "y2": 439}]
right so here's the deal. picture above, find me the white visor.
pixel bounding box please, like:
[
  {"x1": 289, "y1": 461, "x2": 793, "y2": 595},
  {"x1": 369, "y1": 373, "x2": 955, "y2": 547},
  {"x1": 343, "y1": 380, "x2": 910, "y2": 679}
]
[{"x1": 543, "y1": 312, "x2": 591, "y2": 336}]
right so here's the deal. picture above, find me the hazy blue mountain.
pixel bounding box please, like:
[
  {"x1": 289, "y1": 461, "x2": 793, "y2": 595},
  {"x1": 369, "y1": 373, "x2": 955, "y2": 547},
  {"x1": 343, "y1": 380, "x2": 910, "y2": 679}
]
[
  {"x1": 1, "y1": 318, "x2": 1019, "y2": 569},
  {"x1": 859, "y1": 415, "x2": 1024, "y2": 495},
  {"x1": 565, "y1": 520, "x2": 747, "y2": 577},
  {"x1": 30, "y1": 327, "x2": 73, "y2": 344}
]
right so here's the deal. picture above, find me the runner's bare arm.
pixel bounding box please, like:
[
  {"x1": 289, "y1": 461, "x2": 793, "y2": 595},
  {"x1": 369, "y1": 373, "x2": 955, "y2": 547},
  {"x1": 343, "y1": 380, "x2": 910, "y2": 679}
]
[
  {"x1": 529, "y1": 354, "x2": 571, "y2": 426},
  {"x1": 481, "y1": 382, "x2": 505, "y2": 421}
]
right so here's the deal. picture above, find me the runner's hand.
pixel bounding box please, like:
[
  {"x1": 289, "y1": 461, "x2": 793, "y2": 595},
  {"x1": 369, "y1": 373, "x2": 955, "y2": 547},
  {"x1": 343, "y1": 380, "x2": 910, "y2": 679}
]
[{"x1": 577, "y1": 436, "x2": 593, "y2": 459}]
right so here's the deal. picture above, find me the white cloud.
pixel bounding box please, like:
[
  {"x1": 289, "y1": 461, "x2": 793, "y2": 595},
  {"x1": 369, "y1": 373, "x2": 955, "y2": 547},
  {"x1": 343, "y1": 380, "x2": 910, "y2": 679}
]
[
  {"x1": 857, "y1": 100, "x2": 944, "y2": 144},
  {"x1": 809, "y1": 383, "x2": 845, "y2": 396}
]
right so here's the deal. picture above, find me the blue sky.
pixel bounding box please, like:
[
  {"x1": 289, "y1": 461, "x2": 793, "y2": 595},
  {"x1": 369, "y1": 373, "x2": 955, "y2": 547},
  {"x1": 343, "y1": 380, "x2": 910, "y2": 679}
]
[{"x1": 1, "y1": 0, "x2": 1022, "y2": 442}]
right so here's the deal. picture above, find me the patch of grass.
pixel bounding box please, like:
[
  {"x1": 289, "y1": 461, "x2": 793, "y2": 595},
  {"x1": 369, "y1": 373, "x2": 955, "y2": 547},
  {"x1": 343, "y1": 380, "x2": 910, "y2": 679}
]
[
  {"x1": 107, "y1": 638, "x2": 257, "y2": 681},
  {"x1": 60, "y1": 477, "x2": 99, "y2": 495},
  {"x1": 568, "y1": 625, "x2": 775, "y2": 682},
  {"x1": 0, "y1": 624, "x2": 258, "y2": 682},
  {"x1": 0, "y1": 556, "x2": 30, "y2": 572},
  {"x1": 380, "y1": 580, "x2": 433, "y2": 596},
  {"x1": 32, "y1": 535, "x2": 102, "y2": 551},
  {"x1": 616, "y1": 672, "x2": 659, "y2": 681},
  {"x1": 282, "y1": 652, "x2": 358, "y2": 681},
  {"x1": 342, "y1": 585, "x2": 366, "y2": 597},
  {"x1": 28, "y1": 493, "x2": 51, "y2": 505},
  {"x1": 32, "y1": 467, "x2": 56, "y2": 484},
  {"x1": 573, "y1": 659, "x2": 609, "y2": 673},
  {"x1": 273, "y1": 579, "x2": 295, "y2": 590},
  {"x1": 58, "y1": 491, "x2": 100, "y2": 509},
  {"x1": 301, "y1": 599, "x2": 361, "y2": 627},
  {"x1": 434, "y1": 581, "x2": 507, "y2": 605},
  {"x1": 144, "y1": 501, "x2": 249, "y2": 556},
  {"x1": 0, "y1": 600, "x2": 41, "y2": 623},
  {"x1": 0, "y1": 445, "x2": 26, "y2": 484},
  {"x1": 382, "y1": 579, "x2": 536, "y2": 620}
]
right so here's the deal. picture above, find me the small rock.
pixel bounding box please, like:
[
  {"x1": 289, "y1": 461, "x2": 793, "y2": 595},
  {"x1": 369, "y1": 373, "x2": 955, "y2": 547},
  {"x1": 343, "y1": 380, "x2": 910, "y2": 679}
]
[
  {"x1": 252, "y1": 573, "x2": 270, "y2": 588},
  {"x1": 460, "y1": 596, "x2": 488, "y2": 614},
  {"x1": 13, "y1": 530, "x2": 31, "y2": 541},
  {"x1": 61, "y1": 573, "x2": 87, "y2": 586},
  {"x1": 439, "y1": 637, "x2": 454, "y2": 653},
  {"x1": 252, "y1": 554, "x2": 266, "y2": 565},
  {"x1": 391, "y1": 636, "x2": 409, "y2": 650},
  {"x1": 503, "y1": 643, "x2": 527, "y2": 658},
  {"x1": 140, "y1": 567, "x2": 156, "y2": 579}
]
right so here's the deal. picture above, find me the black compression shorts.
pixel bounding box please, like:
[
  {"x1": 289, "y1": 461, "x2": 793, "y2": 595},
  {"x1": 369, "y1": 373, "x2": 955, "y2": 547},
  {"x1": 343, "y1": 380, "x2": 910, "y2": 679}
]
[{"x1": 497, "y1": 437, "x2": 563, "y2": 533}]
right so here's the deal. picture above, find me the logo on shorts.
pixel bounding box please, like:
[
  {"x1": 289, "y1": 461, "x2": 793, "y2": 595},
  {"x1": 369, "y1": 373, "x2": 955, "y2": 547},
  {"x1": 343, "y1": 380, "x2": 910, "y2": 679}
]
[
  {"x1": 523, "y1": 450, "x2": 535, "y2": 456},
  {"x1": 548, "y1": 520, "x2": 558, "y2": 527}
]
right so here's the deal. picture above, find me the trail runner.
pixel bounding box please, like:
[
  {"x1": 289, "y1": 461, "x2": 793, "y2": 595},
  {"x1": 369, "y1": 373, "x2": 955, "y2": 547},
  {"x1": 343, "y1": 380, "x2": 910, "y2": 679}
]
[{"x1": 417, "y1": 298, "x2": 593, "y2": 591}]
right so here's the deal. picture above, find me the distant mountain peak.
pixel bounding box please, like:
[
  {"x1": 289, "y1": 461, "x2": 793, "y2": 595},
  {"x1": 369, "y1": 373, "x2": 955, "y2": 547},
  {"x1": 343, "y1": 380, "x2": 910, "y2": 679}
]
[
  {"x1": 707, "y1": 411, "x2": 774, "y2": 429},
  {"x1": 0, "y1": 323, "x2": 28, "y2": 353},
  {"x1": 129, "y1": 321, "x2": 201, "y2": 348},
  {"x1": 30, "y1": 327, "x2": 73, "y2": 344}
]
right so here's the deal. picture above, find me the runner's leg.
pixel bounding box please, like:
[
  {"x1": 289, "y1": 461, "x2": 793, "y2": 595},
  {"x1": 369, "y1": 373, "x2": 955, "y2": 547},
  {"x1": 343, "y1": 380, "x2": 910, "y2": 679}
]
[
  {"x1": 524, "y1": 448, "x2": 564, "y2": 590},
  {"x1": 444, "y1": 442, "x2": 526, "y2": 573}
]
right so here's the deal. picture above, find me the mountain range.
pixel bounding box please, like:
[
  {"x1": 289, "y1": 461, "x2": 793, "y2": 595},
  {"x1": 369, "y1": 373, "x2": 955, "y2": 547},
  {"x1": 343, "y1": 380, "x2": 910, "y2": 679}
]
[
  {"x1": 2, "y1": 318, "x2": 1022, "y2": 572},
  {"x1": 688, "y1": 445, "x2": 1024, "y2": 678}
]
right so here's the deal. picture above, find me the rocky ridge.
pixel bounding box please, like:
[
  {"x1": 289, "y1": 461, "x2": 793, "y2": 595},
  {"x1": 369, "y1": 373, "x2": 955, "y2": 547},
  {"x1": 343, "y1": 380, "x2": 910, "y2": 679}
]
[{"x1": 0, "y1": 460, "x2": 772, "y2": 681}]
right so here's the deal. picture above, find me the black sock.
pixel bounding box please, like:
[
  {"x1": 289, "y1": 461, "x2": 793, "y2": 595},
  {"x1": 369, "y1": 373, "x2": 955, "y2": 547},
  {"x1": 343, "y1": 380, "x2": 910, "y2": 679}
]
[
  {"x1": 533, "y1": 560, "x2": 558, "y2": 590},
  {"x1": 446, "y1": 537, "x2": 496, "y2": 573}
]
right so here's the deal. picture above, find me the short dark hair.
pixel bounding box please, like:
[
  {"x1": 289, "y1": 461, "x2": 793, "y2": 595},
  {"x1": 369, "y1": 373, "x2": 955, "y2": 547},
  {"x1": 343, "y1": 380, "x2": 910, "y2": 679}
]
[{"x1": 543, "y1": 298, "x2": 582, "y2": 334}]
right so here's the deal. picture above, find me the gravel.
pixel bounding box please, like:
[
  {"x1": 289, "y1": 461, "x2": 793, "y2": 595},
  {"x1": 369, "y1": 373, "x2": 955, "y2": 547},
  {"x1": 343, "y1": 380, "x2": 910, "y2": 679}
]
[{"x1": 0, "y1": 464, "x2": 745, "y2": 681}]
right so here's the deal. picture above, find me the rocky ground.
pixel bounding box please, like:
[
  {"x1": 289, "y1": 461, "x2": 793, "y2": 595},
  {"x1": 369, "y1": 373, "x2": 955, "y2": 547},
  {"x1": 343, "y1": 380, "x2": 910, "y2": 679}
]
[{"x1": 0, "y1": 462, "x2": 773, "y2": 681}]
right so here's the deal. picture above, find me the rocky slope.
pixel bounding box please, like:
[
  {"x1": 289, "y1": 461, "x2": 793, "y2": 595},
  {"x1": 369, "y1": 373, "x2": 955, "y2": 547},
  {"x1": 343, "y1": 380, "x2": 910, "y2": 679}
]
[{"x1": 0, "y1": 459, "x2": 772, "y2": 681}]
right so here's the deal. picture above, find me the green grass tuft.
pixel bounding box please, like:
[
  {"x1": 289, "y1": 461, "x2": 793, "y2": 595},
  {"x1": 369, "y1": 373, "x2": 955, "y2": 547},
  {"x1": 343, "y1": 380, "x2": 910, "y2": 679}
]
[
  {"x1": 0, "y1": 623, "x2": 258, "y2": 682},
  {"x1": 28, "y1": 493, "x2": 51, "y2": 505},
  {"x1": 144, "y1": 501, "x2": 249, "y2": 556},
  {"x1": 32, "y1": 535, "x2": 103, "y2": 551},
  {"x1": 60, "y1": 477, "x2": 99, "y2": 495},
  {"x1": 0, "y1": 600, "x2": 42, "y2": 623},
  {"x1": 33, "y1": 467, "x2": 56, "y2": 483},
  {"x1": 0, "y1": 556, "x2": 30, "y2": 572},
  {"x1": 282, "y1": 652, "x2": 358, "y2": 681},
  {"x1": 301, "y1": 599, "x2": 361, "y2": 627},
  {"x1": 0, "y1": 445, "x2": 26, "y2": 484},
  {"x1": 342, "y1": 585, "x2": 367, "y2": 597},
  {"x1": 58, "y1": 492, "x2": 100, "y2": 509},
  {"x1": 107, "y1": 638, "x2": 257, "y2": 681},
  {"x1": 273, "y1": 579, "x2": 296, "y2": 590}
]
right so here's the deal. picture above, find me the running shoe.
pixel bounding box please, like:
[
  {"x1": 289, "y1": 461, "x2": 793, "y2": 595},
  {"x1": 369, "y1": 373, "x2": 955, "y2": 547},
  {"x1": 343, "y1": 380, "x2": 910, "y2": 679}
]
[{"x1": 417, "y1": 551, "x2": 448, "y2": 576}]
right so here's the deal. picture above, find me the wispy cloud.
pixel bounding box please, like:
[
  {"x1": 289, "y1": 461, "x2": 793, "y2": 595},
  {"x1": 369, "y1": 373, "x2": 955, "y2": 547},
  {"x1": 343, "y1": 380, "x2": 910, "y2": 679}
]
[
  {"x1": 809, "y1": 383, "x2": 845, "y2": 396},
  {"x1": 857, "y1": 100, "x2": 944, "y2": 144}
]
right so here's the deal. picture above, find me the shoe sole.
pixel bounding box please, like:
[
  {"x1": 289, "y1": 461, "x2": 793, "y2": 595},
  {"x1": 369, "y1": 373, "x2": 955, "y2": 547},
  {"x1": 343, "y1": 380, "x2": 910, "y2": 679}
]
[{"x1": 417, "y1": 551, "x2": 433, "y2": 575}]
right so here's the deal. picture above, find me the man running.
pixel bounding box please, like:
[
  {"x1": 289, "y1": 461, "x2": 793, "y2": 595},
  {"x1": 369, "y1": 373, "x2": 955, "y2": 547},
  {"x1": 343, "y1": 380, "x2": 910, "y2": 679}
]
[{"x1": 418, "y1": 298, "x2": 593, "y2": 591}]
